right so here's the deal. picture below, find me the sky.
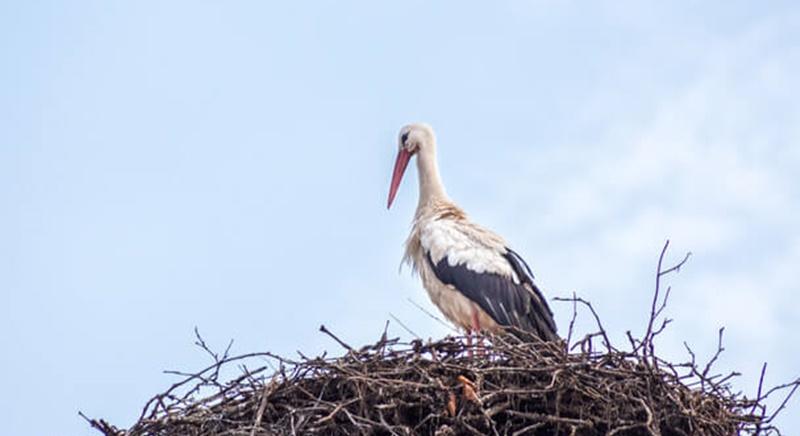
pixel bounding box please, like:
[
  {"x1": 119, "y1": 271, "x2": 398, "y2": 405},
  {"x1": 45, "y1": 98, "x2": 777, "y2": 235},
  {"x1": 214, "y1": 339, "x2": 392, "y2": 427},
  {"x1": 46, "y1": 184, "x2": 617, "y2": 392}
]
[{"x1": 1, "y1": 1, "x2": 799, "y2": 434}]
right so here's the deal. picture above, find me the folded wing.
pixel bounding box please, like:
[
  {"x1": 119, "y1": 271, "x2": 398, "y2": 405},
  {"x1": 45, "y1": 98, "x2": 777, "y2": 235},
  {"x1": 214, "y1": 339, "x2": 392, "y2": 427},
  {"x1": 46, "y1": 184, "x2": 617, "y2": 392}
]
[{"x1": 420, "y1": 219, "x2": 558, "y2": 341}]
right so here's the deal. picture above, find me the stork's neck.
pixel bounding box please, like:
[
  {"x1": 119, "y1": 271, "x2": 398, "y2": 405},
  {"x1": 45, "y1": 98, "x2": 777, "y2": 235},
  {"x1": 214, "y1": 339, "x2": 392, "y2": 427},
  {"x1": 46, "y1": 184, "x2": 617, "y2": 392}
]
[{"x1": 416, "y1": 149, "x2": 448, "y2": 211}]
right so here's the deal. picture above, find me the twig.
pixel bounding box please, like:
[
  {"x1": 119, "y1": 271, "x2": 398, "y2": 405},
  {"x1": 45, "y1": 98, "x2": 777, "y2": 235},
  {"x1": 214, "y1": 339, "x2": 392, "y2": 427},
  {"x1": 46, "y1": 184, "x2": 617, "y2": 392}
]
[
  {"x1": 388, "y1": 313, "x2": 421, "y2": 339},
  {"x1": 553, "y1": 295, "x2": 612, "y2": 352},
  {"x1": 406, "y1": 298, "x2": 458, "y2": 333},
  {"x1": 640, "y1": 240, "x2": 691, "y2": 362},
  {"x1": 319, "y1": 324, "x2": 353, "y2": 351},
  {"x1": 566, "y1": 291, "x2": 578, "y2": 351}
]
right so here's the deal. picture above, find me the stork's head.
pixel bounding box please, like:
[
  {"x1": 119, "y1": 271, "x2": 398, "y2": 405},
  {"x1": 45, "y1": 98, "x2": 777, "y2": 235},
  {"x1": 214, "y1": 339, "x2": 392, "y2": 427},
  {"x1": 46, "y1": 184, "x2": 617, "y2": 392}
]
[{"x1": 387, "y1": 123, "x2": 436, "y2": 209}]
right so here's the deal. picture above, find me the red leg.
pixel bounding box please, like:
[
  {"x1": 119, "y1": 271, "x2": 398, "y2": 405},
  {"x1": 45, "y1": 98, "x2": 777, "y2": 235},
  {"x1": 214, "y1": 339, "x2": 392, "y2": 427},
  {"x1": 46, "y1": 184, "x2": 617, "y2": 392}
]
[
  {"x1": 471, "y1": 310, "x2": 485, "y2": 356},
  {"x1": 465, "y1": 328, "x2": 473, "y2": 358}
]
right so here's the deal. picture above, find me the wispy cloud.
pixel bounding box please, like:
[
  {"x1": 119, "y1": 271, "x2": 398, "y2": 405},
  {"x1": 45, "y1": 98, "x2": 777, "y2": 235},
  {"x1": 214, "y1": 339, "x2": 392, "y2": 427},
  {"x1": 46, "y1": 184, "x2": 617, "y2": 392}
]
[{"x1": 492, "y1": 9, "x2": 800, "y2": 427}]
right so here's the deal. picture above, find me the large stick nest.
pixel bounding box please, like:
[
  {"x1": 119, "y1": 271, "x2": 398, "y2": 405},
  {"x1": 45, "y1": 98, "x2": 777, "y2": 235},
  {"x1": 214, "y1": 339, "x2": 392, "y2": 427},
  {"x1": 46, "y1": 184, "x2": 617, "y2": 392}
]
[{"x1": 84, "y1": 242, "x2": 798, "y2": 436}]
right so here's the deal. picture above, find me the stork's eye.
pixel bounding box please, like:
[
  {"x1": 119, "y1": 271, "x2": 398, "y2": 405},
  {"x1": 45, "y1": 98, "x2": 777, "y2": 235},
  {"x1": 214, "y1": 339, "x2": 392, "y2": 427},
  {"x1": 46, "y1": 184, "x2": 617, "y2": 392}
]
[{"x1": 401, "y1": 132, "x2": 409, "y2": 144}]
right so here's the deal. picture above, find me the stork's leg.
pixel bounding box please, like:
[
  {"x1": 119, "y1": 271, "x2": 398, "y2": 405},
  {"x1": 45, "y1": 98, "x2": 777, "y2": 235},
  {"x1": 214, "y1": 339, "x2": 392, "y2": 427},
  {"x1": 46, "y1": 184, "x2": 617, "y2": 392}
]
[
  {"x1": 465, "y1": 328, "x2": 473, "y2": 358},
  {"x1": 471, "y1": 310, "x2": 485, "y2": 356}
]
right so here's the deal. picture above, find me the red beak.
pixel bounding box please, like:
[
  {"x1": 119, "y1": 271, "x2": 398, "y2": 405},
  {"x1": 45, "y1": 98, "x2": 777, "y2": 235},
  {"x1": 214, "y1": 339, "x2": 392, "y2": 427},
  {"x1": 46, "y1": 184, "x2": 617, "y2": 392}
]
[{"x1": 387, "y1": 148, "x2": 412, "y2": 209}]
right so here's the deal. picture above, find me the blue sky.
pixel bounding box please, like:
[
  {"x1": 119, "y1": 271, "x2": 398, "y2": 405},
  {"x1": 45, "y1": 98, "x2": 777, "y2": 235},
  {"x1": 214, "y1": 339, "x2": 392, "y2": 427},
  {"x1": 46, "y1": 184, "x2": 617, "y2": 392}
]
[{"x1": 2, "y1": 1, "x2": 799, "y2": 434}]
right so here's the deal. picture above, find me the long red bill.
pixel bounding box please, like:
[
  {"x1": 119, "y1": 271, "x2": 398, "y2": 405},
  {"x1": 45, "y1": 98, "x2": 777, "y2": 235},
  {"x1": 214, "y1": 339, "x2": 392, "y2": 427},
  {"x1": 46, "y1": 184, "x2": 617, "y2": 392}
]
[{"x1": 387, "y1": 148, "x2": 412, "y2": 209}]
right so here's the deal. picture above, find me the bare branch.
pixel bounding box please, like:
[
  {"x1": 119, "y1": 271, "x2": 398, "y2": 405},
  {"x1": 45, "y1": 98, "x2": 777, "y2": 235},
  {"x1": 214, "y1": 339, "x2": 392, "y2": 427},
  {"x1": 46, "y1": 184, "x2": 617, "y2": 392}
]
[{"x1": 319, "y1": 324, "x2": 354, "y2": 352}]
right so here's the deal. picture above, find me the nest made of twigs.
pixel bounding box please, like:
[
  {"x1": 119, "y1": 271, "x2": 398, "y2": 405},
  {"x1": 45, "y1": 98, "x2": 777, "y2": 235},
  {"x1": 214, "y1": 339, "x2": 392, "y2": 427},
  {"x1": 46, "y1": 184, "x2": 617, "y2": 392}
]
[
  {"x1": 83, "y1": 242, "x2": 798, "y2": 436},
  {"x1": 85, "y1": 328, "x2": 794, "y2": 436}
]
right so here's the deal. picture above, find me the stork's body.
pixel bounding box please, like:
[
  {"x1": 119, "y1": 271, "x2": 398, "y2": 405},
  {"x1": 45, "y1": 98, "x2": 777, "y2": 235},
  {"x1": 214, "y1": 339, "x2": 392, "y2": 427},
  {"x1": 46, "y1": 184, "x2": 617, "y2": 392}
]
[{"x1": 388, "y1": 123, "x2": 558, "y2": 342}]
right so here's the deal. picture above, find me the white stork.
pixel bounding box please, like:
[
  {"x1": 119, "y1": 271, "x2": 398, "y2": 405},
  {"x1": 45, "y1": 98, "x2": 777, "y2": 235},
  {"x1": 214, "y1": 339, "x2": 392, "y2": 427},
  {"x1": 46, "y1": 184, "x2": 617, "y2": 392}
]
[{"x1": 388, "y1": 123, "x2": 558, "y2": 342}]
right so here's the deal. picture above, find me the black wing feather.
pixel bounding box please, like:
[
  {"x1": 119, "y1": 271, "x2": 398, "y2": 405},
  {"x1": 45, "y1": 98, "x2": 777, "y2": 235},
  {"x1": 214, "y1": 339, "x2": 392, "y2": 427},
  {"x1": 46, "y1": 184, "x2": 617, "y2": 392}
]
[
  {"x1": 426, "y1": 250, "x2": 559, "y2": 342},
  {"x1": 503, "y1": 248, "x2": 558, "y2": 339}
]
